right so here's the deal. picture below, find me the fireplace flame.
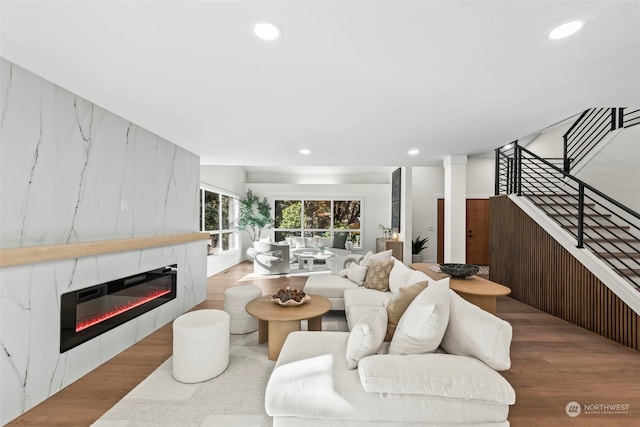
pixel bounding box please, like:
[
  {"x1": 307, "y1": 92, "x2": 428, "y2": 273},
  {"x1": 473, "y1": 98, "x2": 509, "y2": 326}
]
[{"x1": 75, "y1": 289, "x2": 171, "y2": 332}]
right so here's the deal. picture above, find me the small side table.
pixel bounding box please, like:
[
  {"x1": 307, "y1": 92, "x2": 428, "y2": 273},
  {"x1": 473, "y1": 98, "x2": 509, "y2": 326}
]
[{"x1": 245, "y1": 294, "x2": 331, "y2": 360}]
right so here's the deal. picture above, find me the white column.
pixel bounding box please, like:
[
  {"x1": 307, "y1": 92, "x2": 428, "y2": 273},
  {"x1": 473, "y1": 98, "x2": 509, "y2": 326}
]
[{"x1": 443, "y1": 155, "x2": 467, "y2": 263}]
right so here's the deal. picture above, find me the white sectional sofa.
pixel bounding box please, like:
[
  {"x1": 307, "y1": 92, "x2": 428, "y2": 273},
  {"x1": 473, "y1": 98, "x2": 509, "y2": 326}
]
[{"x1": 265, "y1": 254, "x2": 516, "y2": 426}]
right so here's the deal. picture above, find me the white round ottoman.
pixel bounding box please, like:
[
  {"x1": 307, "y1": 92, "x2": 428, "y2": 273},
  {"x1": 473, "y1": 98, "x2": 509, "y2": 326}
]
[
  {"x1": 172, "y1": 309, "x2": 230, "y2": 383},
  {"x1": 224, "y1": 285, "x2": 262, "y2": 334}
]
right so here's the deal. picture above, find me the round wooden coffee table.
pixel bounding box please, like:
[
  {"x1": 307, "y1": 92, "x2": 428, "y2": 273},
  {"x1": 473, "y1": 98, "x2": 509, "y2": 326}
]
[
  {"x1": 245, "y1": 294, "x2": 331, "y2": 360},
  {"x1": 410, "y1": 263, "x2": 511, "y2": 315}
]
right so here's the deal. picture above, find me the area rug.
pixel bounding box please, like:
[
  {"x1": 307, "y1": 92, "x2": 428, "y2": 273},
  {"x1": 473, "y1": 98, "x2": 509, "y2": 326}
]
[{"x1": 92, "y1": 312, "x2": 348, "y2": 427}]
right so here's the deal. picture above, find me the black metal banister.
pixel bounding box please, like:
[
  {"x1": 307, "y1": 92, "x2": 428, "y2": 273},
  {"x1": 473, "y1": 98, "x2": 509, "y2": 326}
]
[
  {"x1": 562, "y1": 108, "x2": 626, "y2": 174},
  {"x1": 496, "y1": 133, "x2": 640, "y2": 289},
  {"x1": 519, "y1": 146, "x2": 640, "y2": 221}
]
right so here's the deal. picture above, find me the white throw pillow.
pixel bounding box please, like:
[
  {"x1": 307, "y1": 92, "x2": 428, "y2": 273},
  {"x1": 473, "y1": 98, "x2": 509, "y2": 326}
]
[
  {"x1": 441, "y1": 290, "x2": 513, "y2": 371},
  {"x1": 406, "y1": 270, "x2": 431, "y2": 286},
  {"x1": 293, "y1": 237, "x2": 306, "y2": 248},
  {"x1": 346, "y1": 262, "x2": 367, "y2": 286},
  {"x1": 346, "y1": 307, "x2": 388, "y2": 369},
  {"x1": 360, "y1": 249, "x2": 393, "y2": 267},
  {"x1": 389, "y1": 278, "x2": 450, "y2": 355},
  {"x1": 388, "y1": 259, "x2": 415, "y2": 293}
]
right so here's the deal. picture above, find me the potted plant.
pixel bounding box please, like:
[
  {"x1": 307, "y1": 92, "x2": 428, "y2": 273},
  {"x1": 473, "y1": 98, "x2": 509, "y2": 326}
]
[
  {"x1": 237, "y1": 189, "x2": 273, "y2": 242},
  {"x1": 411, "y1": 234, "x2": 429, "y2": 263}
]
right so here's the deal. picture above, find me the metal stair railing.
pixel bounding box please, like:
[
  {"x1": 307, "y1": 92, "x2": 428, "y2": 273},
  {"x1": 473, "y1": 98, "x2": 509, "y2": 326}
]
[
  {"x1": 563, "y1": 107, "x2": 639, "y2": 174},
  {"x1": 496, "y1": 143, "x2": 640, "y2": 289}
]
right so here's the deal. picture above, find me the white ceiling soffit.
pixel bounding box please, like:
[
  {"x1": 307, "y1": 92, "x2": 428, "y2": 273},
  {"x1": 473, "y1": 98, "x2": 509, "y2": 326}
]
[{"x1": 1, "y1": 1, "x2": 639, "y2": 168}]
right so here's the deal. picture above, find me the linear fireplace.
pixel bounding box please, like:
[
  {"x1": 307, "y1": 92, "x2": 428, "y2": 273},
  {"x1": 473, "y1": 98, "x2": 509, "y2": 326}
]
[{"x1": 60, "y1": 264, "x2": 177, "y2": 352}]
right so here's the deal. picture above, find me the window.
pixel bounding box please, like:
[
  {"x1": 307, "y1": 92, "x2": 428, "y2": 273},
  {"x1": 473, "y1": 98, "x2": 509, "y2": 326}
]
[
  {"x1": 200, "y1": 187, "x2": 239, "y2": 254},
  {"x1": 273, "y1": 198, "x2": 362, "y2": 248}
]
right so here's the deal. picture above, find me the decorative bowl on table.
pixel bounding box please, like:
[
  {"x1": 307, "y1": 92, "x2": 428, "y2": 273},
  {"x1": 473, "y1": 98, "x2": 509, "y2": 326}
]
[
  {"x1": 439, "y1": 263, "x2": 479, "y2": 279},
  {"x1": 271, "y1": 287, "x2": 311, "y2": 306}
]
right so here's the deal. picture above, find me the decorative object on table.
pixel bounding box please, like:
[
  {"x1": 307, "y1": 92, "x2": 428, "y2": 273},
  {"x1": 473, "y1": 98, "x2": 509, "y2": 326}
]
[
  {"x1": 411, "y1": 234, "x2": 429, "y2": 263},
  {"x1": 391, "y1": 228, "x2": 399, "y2": 241},
  {"x1": 271, "y1": 287, "x2": 310, "y2": 306},
  {"x1": 237, "y1": 189, "x2": 273, "y2": 242},
  {"x1": 345, "y1": 238, "x2": 354, "y2": 251},
  {"x1": 378, "y1": 224, "x2": 391, "y2": 239},
  {"x1": 439, "y1": 263, "x2": 479, "y2": 278},
  {"x1": 316, "y1": 244, "x2": 328, "y2": 253}
]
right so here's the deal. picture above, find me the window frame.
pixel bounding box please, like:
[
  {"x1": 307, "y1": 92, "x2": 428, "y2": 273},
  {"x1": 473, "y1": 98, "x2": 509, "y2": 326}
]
[
  {"x1": 272, "y1": 197, "x2": 363, "y2": 249},
  {"x1": 199, "y1": 184, "x2": 240, "y2": 255}
]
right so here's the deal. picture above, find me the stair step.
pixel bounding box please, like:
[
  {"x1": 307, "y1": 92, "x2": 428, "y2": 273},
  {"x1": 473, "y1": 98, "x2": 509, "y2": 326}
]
[
  {"x1": 616, "y1": 268, "x2": 640, "y2": 277},
  {"x1": 586, "y1": 237, "x2": 639, "y2": 243},
  {"x1": 535, "y1": 203, "x2": 597, "y2": 209},
  {"x1": 563, "y1": 224, "x2": 631, "y2": 230},
  {"x1": 548, "y1": 212, "x2": 611, "y2": 218},
  {"x1": 596, "y1": 252, "x2": 640, "y2": 259}
]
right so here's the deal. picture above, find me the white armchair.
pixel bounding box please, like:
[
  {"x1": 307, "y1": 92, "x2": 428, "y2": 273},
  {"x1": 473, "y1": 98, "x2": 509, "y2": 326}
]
[{"x1": 252, "y1": 242, "x2": 290, "y2": 275}]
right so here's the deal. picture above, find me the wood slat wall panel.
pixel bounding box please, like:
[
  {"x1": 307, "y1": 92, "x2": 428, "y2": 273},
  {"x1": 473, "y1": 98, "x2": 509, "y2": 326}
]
[{"x1": 490, "y1": 196, "x2": 639, "y2": 351}]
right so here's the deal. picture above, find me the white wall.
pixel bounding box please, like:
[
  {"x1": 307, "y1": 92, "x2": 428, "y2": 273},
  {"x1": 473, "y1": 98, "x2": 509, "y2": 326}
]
[
  {"x1": 201, "y1": 165, "x2": 246, "y2": 196},
  {"x1": 411, "y1": 167, "x2": 443, "y2": 262},
  {"x1": 247, "y1": 183, "x2": 390, "y2": 255},
  {"x1": 200, "y1": 165, "x2": 248, "y2": 276},
  {"x1": 0, "y1": 59, "x2": 206, "y2": 424},
  {"x1": 411, "y1": 158, "x2": 495, "y2": 263},
  {"x1": 574, "y1": 125, "x2": 640, "y2": 212},
  {"x1": 525, "y1": 122, "x2": 570, "y2": 159}
]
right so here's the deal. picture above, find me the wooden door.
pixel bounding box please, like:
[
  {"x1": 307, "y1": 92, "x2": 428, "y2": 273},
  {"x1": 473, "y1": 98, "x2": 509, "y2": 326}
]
[
  {"x1": 465, "y1": 199, "x2": 490, "y2": 265},
  {"x1": 437, "y1": 198, "x2": 490, "y2": 265}
]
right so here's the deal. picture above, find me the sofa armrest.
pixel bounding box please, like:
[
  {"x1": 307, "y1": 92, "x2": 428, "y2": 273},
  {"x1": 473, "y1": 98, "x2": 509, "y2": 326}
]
[
  {"x1": 338, "y1": 254, "x2": 364, "y2": 270},
  {"x1": 357, "y1": 353, "x2": 515, "y2": 405}
]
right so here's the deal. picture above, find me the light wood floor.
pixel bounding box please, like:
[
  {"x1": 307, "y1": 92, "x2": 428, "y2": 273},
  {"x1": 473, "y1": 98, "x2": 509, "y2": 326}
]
[{"x1": 9, "y1": 261, "x2": 640, "y2": 426}]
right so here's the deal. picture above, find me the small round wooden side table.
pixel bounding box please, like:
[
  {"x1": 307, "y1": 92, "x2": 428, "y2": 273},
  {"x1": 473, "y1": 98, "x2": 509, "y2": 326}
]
[{"x1": 245, "y1": 294, "x2": 331, "y2": 360}]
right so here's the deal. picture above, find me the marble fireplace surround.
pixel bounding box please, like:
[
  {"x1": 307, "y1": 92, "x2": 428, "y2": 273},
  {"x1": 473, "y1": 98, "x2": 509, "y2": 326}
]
[{"x1": 0, "y1": 232, "x2": 209, "y2": 424}]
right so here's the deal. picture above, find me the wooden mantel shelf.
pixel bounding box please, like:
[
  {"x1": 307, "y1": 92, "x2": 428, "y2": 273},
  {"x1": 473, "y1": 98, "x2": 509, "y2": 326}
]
[{"x1": 0, "y1": 232, "x2": 210, "y2": 268}]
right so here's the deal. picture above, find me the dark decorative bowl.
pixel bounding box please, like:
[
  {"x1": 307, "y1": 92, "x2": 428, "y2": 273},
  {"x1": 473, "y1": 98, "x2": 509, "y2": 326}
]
[{"x1": 439, "y1": 263, "x2": 479, "y2": 279}]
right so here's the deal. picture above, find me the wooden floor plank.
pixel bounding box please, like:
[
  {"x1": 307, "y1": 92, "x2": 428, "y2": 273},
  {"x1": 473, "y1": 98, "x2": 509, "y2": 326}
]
[{"x1": 8, "y1": 261, "x2": 640, "y2": 426}]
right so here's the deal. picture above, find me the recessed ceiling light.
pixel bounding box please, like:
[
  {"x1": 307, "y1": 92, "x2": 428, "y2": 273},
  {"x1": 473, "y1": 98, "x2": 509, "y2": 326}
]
[
  {"x1": 254, "y1": 22, "x2": 282, "y2": 41},
  {"x1": 548, "y1": 21, "x2": 584, "y2": 40},
  {"x1": 408, "y1": 149, "x2": 420, "y2": 156},
  {"x1": 299, "y1": 149, "x2": 311, "y2": 155}
]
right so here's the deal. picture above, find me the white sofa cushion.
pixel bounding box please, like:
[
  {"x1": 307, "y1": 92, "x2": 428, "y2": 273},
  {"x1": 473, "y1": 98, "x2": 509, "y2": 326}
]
[
  {"x1": 340, "y1": 261, "x2": 367, "y2": 285},
  {"x1": 389, "y1": 278, "x2": 450, "y2": 355},
  {"x1": 359, "y1": 250, "x2": 393, "y2": 267},
  {"x1": 384, "y1": 280, "x2": 429, "y2": 341},
  {"x1": 343, "y1": 288, "x2": 391, "y2": 309},
  {"x1": 407, "y1": 269, "x2": 431, "y2": 286},
  {"x1": 388, "y1": 259, "x2": 415, "y2": 293},
  {"x1": 358, "y1": 353, "x2": 516, "y2": 405},
  {"x1": 441, "y1": 290, "x2": 513, "y2": 371},
  {"x1": 346, "y1": 307, "x2": 388, "y2": 369},
  {"x1": 344, "y1": 288, "x2": 392, "y2": 330},
  {"x1": 267, "y1": 331, "x2": 513, "y2": 424}
]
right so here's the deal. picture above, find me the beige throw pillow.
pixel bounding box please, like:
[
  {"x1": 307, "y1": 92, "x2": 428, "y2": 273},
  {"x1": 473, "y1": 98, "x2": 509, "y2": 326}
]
[
  {"x1": 363, "y1": 258, "x2": 394, "y2": 292},
  {"x1": 384, "y1": 281, "x2": 429, "y2": 341},
  {"x1": 360, "y1": 249, "x2": 393, "y2": 267}
]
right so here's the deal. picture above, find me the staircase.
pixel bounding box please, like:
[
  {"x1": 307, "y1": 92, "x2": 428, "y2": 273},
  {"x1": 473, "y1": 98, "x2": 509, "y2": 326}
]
[{"x1": 495, "y1": 109, "x2": 640, "y2": 289}]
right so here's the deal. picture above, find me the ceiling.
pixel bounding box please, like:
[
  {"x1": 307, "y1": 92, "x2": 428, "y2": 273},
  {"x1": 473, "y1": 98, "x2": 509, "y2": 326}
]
[{"x1": 2, "y1": 1, "x2": 639, "y2": 175}]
